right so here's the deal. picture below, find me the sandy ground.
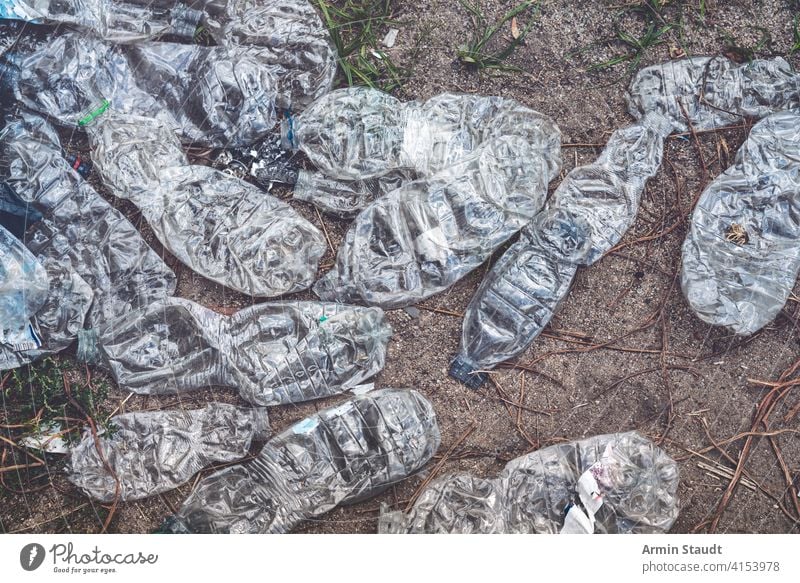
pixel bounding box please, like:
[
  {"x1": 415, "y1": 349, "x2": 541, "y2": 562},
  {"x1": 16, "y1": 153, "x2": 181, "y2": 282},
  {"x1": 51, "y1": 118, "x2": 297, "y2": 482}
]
[{"x1": 2, "y1": 0, "x2": 800, "y2": 534}]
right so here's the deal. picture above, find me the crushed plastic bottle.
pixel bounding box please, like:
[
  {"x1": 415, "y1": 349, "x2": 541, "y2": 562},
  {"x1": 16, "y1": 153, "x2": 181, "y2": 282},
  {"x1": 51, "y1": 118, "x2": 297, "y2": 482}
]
[
  {"x1": 451, "y1": 55, "x2": 800, "y2": 387},
  {"x1": 9, "y1": 0, "x2": 337, "y2": 147},
  {"x1": 87, "y1": 113, "x2": 326, "y2": 297},
  {"x1": 313, "y1": 133, "x2": 561, "y2": 308},
  {"x1": 682, "y1": 110, "x2": 800, "y2": 335},
  {"x1": 97, "y1": 298, "x2": 391, "y2": 406},
  {"x1": 0, "y1": 224, "x2": 49, "y2": 353},
  {"x1": 1, "y1": 0, "x2": 203, "y2": 42},
  {"x1": 161, "y1": 388, "x2": 441, "y2": 533},
  {"x1": 379, "y1": 431, "x2": 679, "y2": 534},
  {"x1": 450, "y1": 113, "x2": 672, "y2": 387},
  {"x1": 279, "y1": 89, "x2": 561, "y2": 216},
  {"x1": 0, "y1": 112, "x2": 177, "y2": 327},
  {"x1": 627, "y1": 56, "x2": 800, "y2": 132},
  {"x1": 68, "y1": 403, "x2": 270, "y2": 502}
]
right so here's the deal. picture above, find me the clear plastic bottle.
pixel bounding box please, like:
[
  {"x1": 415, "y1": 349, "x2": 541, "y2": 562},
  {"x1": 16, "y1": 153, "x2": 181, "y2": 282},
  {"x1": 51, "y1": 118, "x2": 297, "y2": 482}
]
[
  {"x1": 314, "y1": 134, "x2": 561, "y2": 308},
  {"x1": 0, "y1": 224, "x2": 49, "y2": 353},
  {"x1": 97, "y1": 297, "x2": 392, "y2": 405},
  {"x1": 682, "y1": 110, "x2": 800, "y2": 335},
  {"x1": 282, "y1": 89, "x2": 561, "y2": 216},
  {"x1": 161, "y1": 388, "x2": 441, "y2": 533},
  {"x1": 2, "y1": 0, "x2": 203, "y2": 42},
  {"x1": 0, "y1": 112, "x2": 177, "y2": 328},
  {"x1": 450, "y1": 113, "x2": 671, "y2": 387},
  {"x1": 627, "y1": 56, "x2": 800, "y2": 132},
  {"x1": 379, "y1": 431, "x2": 679, "y2": 534},
  {"x1": 68, "y1": 403, "x2": 270, "y2": 502},
  {"x1": 87, "y1": 113, "x2": 326, "y2": 297}
]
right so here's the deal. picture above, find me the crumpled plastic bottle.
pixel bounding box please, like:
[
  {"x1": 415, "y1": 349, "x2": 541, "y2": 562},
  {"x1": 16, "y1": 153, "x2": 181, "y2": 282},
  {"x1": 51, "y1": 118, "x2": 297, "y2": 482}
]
[
  {"x1": 450, "y1": 113, "x2": 672, "y2": 387},
  {"x1": 87, "y1": 113, "x2": 326, "y2": 297},
  {"x1": 279, "y1": 89, "x2": 561, "y2": 217},
  {"x1": 682, "y1": 110, "x2": 800, "y2": 335},
  {"x1": 313, "y1": 134, "x2": 561, "y2": 308},
  {"x1": 0, "y1": 112, "x2": 177, "y2": 328},
  {"x1": 2, "y1": 0, "x2": 204, "y2": 42},
  {"x1": 451, "y1": 55, "x2": 800, "y2": 387},
  {"x1": 161, "y1": 388, "x2": 441, "y2": 533},
  {"x1": 379, "y1": 431, "x2": 679, "y2": 534},
  {"x1": 9, "y1": 0, "x2": 337, "y2": 147},
  {"x1": 0, "y1": 223, "x2": 49, "y2": 353},
  {"x1": 627, "y1": 56, "x2": 800, "y2": 132},
  {"x1": 97, "y1": 297, "x2": 392, "y2": 405},
  {"x1": 68, "y1": 403, "x2": 270, "y2": 502}
]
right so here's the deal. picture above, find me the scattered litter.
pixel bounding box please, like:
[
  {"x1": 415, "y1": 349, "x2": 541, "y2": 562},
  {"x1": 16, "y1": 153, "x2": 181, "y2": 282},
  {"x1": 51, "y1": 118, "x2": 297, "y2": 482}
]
[
  {"x1": 379, "y1": 432, "x2": 679, "y2": 534},
  {"x1": 19, "y1": 422, "x2": 69, "y2": 454},
  {"x1": 161, "y1": 389, "x2": 440, "y2": 533},
  {"x1": 68, "y1": 404, "x2": 270, "y2": 502},
  {"x1": 682, "y1": 110, "x2": 800, "y2": 335},
  {"x1": 382, "y1": 28, "x2": 399, "y2": 48},
  {"x1": 98, "y1": 298, "x2": 392, "y2": 406}
]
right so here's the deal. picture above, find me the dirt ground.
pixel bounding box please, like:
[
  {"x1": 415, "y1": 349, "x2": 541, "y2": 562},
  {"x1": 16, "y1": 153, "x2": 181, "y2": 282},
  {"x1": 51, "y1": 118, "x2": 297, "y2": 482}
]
[{"x1": 2, "y1": 0, "x2": 800, "y2": 534}]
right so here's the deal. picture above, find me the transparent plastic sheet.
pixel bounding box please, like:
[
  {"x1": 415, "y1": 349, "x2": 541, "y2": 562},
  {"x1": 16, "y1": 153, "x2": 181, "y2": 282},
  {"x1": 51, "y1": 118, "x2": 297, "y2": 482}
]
[
  {"x1": 9, "y1": 0, "x2": 337, "y2": 148},
  {"x1": 67, "y1": 403, "x2": 271, "y2": 502},
  {"x1": 450, "y1": 114, "x2": 671, "y2": 386},
  {"x1": 313, "y1": 134, "x2": 561, "y2": 308},
  {"x1": 0, "y1": 112, "x2": 177, "y2": 327},
  {"x1": 87, "y1": 113, "x2": 326, "y2": 297},
  {"x1": 379, "y1": 431, "x2": 679, "y2": 534},
  {"x1": 98, "y1": 298, "x2": 391, "y2": 405},
  {"x1": 682, "y1": 110, "x2": 800, "y2": 335},
  {"x1": 282, "y1": 89, "x2": 561, "y2": 216},
  {"x1": 451, "y1": 56, "x2": 800, "y2": 387},
  {"x1": 161, "y1": 388, "x2": 441, "y2": 533}
]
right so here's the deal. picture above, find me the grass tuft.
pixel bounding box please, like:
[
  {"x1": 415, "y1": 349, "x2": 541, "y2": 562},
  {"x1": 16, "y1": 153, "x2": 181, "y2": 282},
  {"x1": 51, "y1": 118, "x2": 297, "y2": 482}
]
[
  {"x1": 315, "y1": 0, "x2": 409, "y2": 92},
  {"x1": 456, "y1": 0, "x2": 540, "y2": 71}
]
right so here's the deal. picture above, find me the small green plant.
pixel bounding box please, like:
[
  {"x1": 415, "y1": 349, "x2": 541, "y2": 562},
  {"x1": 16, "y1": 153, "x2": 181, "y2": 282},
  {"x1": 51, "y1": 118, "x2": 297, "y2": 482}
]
[
  {"x1": 719, "y1": 27, "x2": 771, "y2": 62},
  {"x1": 792, "y1": 15, "x2": 800, "y2": 55},
  {"x1": 1, "y1": 357, "x2": 113, "y2": 443},
  {"x1": 589, "y1": 20, "x2": 674, "y2": 73},
  {"x1": 315, "y1": 0, "x2": 408, "y2": 92},
  {"x1": 456, "y1": 0, "x2": 540, "y2": 71}
]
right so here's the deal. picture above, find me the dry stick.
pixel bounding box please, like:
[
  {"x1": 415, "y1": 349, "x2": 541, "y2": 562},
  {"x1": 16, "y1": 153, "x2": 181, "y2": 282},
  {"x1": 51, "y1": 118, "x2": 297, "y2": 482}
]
[
  {"x1": 417, "y1": 305, "x2": 463, "y2": 318},
  {"x1": 404, "y1": 424, "x2": 476, "y2": 512},
  {"x1": 767, "y1": 433, "x2": 800, "y2": 520},
  {"x1": 314, "y1": 207, "x2": 335, "y2": 254},
  {"x1": 592, "y1": 365, "x2": 701, "y2": 399},
  {"x1": 695, "y1": 417, "x2": 800, "y2": 526},
  {"x1": 0, "y1": 449, "x2": 51, "y2": 494},
  {"x1": 677, "y1": 99, "x2": 709, "y2": 183},
  {"x1": 63, "y1": 373, "x2": 120, "y2": 534},
  {"x1": 671, "y1": 437, "x2": 799, "y2": 525},
  {"x1": 708, "y1": 355, "x2": 800, "y2": 532},
  {"x1": 658, "y1": 317, "x2": 676, "y2": 445},
  {"x1": 0, "y1": 434, "x2": 46, "y2": 466},
  {"x1": 490, "y1": 377, "x2": 538, "y2": 448}
]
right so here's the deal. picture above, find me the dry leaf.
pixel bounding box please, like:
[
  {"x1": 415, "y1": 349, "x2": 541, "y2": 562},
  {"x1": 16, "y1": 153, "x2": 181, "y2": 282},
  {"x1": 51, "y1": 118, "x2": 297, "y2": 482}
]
[{"x1": 511, "y1": 17, "x2": 520, "y2": 40}]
